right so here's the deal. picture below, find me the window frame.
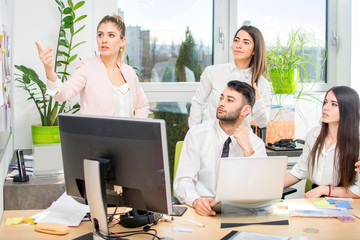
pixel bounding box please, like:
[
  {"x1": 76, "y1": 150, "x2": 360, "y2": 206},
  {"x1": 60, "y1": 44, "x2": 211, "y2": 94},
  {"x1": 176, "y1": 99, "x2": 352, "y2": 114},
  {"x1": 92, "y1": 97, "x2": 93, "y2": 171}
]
[{"x1": 142, "y1": 0, "x2": 349, "y2": 103}]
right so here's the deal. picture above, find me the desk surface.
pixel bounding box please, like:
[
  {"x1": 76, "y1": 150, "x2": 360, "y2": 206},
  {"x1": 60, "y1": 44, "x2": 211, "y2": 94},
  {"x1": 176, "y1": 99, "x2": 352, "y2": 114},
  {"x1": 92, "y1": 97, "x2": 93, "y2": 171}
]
[{"x1": 1, "y1": 198, "x2": 360, "y2": 240}]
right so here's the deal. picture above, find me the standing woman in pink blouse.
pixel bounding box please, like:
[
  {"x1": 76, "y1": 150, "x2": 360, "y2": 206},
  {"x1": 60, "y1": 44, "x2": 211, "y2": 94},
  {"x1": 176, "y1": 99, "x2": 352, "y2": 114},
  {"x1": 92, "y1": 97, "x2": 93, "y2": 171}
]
[{"x1": 35, "y1": 14, "x2": 149, "y2": 118}]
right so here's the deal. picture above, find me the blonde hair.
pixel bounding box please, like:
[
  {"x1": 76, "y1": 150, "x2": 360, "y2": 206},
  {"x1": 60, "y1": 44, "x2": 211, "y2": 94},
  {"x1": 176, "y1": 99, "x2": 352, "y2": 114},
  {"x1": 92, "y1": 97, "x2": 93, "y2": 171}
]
[{"x1": 97, "y1": 14, "x2": 126, "y2": 63}]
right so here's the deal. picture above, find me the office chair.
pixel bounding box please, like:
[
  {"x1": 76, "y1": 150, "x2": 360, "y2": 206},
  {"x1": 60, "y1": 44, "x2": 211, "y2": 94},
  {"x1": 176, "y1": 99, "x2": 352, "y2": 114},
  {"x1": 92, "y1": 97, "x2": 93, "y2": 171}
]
[
  {"x1": 305, "y1": 179, "x2": 314, "y2": 193},
  {"x1": 173, "y1": 141, "x2": 296, "y2": 200},
  {"x1": 173, "y1": 141, "x2": 184, "y2": 179}
]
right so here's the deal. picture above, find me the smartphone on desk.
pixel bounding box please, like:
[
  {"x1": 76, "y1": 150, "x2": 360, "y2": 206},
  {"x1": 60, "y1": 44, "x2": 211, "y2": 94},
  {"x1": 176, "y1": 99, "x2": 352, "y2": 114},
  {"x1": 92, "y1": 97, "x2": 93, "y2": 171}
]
[{"x1": 170, "y1": 206, "x2": 187, "y2": 216}]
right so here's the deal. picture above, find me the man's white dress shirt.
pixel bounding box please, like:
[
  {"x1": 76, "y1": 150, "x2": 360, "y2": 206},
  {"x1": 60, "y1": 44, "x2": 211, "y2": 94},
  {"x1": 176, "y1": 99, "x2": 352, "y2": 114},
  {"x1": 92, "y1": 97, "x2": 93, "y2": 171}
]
[
  {"x1": 291, "y1": 126, "x2": 359, "y2": 196},
  {"x1": 173, "y1": 119, "x2": 267, "y2": 206},
  {"x1": 189, "y1": 62, "x2": 270, "y2": 128}
]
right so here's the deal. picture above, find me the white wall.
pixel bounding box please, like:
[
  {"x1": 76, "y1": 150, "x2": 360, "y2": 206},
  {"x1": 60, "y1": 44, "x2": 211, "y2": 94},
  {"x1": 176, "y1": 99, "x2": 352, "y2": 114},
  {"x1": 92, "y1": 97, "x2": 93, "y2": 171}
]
[
  {"x1": 0, "y1": 0, "x2": 14, "y2": 222},
  {"x1": 12, "y1": 0, "x2": 117, "y2": 150},
  {"x1": 351, "y1": 0, "x2": 360, "y2": 92}
]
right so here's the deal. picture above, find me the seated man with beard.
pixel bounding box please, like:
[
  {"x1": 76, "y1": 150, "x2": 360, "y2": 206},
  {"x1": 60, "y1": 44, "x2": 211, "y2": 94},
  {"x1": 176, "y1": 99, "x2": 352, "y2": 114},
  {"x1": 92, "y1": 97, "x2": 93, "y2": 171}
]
[{"x1": 174, "y1": 80, "x2": 267, "y2": 216}]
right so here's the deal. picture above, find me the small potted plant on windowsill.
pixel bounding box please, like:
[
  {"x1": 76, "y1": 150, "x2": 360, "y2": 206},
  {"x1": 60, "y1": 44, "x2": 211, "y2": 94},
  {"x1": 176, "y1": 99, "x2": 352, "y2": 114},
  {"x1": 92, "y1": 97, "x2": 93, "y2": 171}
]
[
  {"x1": 15, "y1": 0, "x2": 86, "y2": 145},
  {"x1": 267, "y1": 29, "x2": 312, "y2": 94},
  {"x1": 265, "y1": 29, "x2": 326, "y2": 143}
]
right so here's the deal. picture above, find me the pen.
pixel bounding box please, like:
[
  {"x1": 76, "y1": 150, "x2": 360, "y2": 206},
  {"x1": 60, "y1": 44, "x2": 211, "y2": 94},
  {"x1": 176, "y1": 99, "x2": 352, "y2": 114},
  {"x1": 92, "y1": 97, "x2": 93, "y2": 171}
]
[{"x1": 171, "y1": 227, "x2": 193, "y2": 233}]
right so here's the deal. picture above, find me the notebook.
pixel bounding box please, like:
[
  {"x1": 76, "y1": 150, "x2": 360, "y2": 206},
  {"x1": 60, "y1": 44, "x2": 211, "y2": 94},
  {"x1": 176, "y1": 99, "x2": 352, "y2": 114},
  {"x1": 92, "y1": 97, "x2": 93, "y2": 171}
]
[{"x1": 211, "y1": 156, "x2": 288, "y2": 211}]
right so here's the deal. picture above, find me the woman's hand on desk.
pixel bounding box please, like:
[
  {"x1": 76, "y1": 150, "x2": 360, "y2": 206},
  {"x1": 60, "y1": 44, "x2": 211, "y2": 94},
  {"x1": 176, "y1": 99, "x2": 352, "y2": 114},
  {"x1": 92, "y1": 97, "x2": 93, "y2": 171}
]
[
  {"x1": 304, "y1": 186, "x2": 328, "y2": 198},
  {"x1": 193, "y1": 198, "x2": 216, "y2": 216}
]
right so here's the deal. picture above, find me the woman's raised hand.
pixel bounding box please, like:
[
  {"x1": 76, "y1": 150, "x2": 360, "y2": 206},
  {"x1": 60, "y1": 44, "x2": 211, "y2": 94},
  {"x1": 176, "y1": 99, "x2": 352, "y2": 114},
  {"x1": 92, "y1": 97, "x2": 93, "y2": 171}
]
[{"x1": 35, "y1": 41, "x2": 57, "y2": 82}]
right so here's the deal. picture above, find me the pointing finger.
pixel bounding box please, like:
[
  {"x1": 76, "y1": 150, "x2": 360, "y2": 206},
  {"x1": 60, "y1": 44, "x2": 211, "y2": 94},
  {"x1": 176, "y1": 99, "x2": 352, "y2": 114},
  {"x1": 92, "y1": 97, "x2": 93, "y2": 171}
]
[{"x1": 35, "y1": 41, "x2": 43, "y2": 54}]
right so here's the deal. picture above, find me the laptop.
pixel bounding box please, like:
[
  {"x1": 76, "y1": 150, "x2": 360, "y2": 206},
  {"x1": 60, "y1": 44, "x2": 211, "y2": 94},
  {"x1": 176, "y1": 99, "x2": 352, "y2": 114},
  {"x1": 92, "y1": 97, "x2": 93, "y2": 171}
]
[{"x1": 211, "y1": 156, "x2": 288, "y2": 211}]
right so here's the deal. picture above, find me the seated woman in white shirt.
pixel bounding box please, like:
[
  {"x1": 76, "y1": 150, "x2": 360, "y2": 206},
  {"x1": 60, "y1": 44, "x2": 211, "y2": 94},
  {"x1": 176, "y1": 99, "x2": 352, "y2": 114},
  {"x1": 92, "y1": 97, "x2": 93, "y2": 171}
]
[
  {"x1": 189, "y1": 25, "x2": 270, "y2": 128},
  {"x1": 284, "y1": 86, "x2": 359, "y2": 198}
]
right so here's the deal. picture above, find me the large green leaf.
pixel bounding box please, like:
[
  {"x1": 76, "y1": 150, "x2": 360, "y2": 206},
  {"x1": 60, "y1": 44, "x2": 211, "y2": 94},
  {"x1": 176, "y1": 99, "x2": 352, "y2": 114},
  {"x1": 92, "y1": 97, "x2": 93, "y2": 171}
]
[
  {"x1": 30, "y1": 76, "x2": 46, "y2": 90},
  {"x1": 23, "y1": 75, "x2": 31, "y2": 84},
  {"x1": 15, "y1": 65, "x2": 27, "y2": 73},
  {"x1": 73, "y1": 1, "x2": 85, "y2": 10}
]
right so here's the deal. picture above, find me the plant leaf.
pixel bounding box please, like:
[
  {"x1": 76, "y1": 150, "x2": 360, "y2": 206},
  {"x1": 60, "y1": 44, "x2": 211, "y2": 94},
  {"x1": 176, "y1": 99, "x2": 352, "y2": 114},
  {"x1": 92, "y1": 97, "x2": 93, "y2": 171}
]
[
  {"x1": 68, "y1": 54, "x2": 78, "y2": 63},
  {"x1": 56, "y1": 71, "x2": 71, "y2": 76},
  {"x1": 23, "y1": 75, "x2": 31, "y2": 84},
  {"x1": 63, "y1": 15, "x2": 74, "y2": 23},
  {"x1": 73, "y1": 1, "x2": 85, "y2": 10},
  {"x1": 59, "y1": 39, "x2": 69, "y2": 47},
  {"x1": 71, "y1": 41, "x2": 86, "y2": 50},
  {"x1": 60, "y1": 28, "x2": 66, "y2": 37},
  {"x1": 29, "y1": 75, "x2": 46, "y2": 89},
  {"x1": 63, "y1": 7, "x2": 72, "y2": 14},
  {"x1": 64, "y1": 22, "x2": 74, "y2": 29},
  {"x1": 50, "y1": 104, "x2": 59, "y2": 126},
  {"x1": 57, "y1": 60, "x2": 70, "y2": 65},
  {"x1": 57, "y1": 50, "x2": 70, "y2": 57},
  {"x1": 74, "y1": 14, "x2": 87, "y2": 23},
  {"x1": 67, "y1": 0, "x2": 74, "y2": 8},
  {"x1": 74, "y1": 25, "x2": 85, "y2": 35}
]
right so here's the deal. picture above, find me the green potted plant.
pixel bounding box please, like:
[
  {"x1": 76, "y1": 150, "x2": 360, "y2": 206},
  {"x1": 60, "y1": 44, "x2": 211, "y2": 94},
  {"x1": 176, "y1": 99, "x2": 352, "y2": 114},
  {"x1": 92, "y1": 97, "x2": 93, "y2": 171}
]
[
  {"x1": 14, "y1": 0, "x2": 86, "y2": 144},
  {"x1": 267, "y1": 29, "x2": 313, "y2": 94},
  {"x1": 265, "y1": 29, "x2": 326, "y2": 143}
]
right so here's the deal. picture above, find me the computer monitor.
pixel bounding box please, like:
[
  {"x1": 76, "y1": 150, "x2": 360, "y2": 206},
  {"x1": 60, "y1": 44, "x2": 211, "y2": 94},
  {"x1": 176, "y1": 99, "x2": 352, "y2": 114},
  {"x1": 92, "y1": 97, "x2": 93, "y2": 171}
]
[{"x1": 58, "y1": 114, "x2": 173, "y2": 238}]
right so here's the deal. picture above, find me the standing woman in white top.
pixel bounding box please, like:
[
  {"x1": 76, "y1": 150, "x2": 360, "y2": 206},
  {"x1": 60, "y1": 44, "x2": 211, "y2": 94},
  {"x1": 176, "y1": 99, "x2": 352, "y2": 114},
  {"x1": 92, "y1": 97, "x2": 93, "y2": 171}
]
[
  {"x1": 189, "y1": 25, "x2": 269, "y2": 128},
  {"x1": 35, "y1": 14, "x2": 149, "y2": 118},
  {"x1": 285, "y1": 86, "x2": 360, "y2": 198}
]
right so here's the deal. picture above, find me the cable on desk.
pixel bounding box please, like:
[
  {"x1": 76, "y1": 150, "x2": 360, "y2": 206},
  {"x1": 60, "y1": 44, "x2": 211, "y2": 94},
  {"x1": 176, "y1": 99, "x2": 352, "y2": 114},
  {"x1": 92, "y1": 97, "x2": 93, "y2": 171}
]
[
  {"x1": 110, "y1": 225, "x2": 160, "y2": 240},
  {"x1": 108, "y1": 194, "x2": 121, "y2": 223}
]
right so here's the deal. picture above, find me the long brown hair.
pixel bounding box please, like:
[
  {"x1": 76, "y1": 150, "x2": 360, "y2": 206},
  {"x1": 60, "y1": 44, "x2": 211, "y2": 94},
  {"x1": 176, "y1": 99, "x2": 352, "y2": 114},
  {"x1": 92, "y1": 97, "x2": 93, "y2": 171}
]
[
  {"x1": 233, "y1": 26, "x2": 267, "y2": 85},
  {"x1": 97, "y1": 14, "x2": 126, "y2": 63},
  {"x1": 309, "y1": 86, "x2": 360, "y2": 187}
]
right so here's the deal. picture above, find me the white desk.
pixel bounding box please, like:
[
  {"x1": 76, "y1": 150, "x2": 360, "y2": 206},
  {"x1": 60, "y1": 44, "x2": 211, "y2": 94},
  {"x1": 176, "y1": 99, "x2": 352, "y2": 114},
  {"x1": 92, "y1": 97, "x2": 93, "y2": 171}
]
[{"x1": 1, "y1": 198, "x2": 360, "y2": 240}]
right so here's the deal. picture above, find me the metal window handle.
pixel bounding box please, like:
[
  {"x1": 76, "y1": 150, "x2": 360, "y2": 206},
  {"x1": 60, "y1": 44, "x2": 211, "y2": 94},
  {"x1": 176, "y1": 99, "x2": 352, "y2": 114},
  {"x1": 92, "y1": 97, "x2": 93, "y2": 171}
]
[
  {"x1": 332, "y1": 30, "x2": 339, "y2": 51},
  {"x1": 219, "y1": 27, "x2": 225, "y2": 50}
]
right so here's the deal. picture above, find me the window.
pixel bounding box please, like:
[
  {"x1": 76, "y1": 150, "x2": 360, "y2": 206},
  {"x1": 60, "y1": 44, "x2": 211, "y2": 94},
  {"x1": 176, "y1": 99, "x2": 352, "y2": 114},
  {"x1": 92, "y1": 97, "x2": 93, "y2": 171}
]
[
  {"x1": 236, "y1": 0, "x2": 327, "y2": 84},
  {"x1": 117, "y1": 0, "x2": 213, "y2": 83},
  {"x1": 117, "y1": 0, "x2": 213, "y2": 181}
]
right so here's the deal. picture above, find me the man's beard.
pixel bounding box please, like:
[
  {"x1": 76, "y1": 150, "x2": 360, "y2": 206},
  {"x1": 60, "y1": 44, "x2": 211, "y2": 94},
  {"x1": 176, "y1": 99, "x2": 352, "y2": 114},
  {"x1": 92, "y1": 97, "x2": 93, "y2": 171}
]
[{"x1": 216, "y1": 106, "x2": 242, "y2": 122}]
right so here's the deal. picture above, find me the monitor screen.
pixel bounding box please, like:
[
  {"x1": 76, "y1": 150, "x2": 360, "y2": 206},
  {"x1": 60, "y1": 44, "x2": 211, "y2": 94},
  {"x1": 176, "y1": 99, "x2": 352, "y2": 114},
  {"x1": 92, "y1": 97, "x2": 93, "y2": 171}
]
[{"x1": 58, "y1": 114, "x2": 173, "y2": 215}]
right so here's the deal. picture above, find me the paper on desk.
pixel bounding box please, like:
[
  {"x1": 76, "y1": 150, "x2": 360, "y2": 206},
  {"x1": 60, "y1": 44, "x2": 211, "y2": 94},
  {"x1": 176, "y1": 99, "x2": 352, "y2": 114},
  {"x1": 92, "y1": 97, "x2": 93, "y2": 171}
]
[
  {"x1": 312, "y1": 198, "x2": 332, "y2": 207},
  {"x1": 31, "y1": 192, "x2": 89, "y2": 226},
  {"x1": 290, "y1": 206, "x2": 352, "y2": 218},
  {"x1": 226, "y1": 231, "x2": 317, "y2": 240}
]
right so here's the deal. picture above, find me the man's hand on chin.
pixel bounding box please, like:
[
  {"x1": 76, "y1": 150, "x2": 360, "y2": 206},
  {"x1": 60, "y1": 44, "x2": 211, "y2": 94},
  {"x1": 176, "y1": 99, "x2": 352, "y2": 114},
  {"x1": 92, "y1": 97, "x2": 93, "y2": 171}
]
[{"x1": 193, "y1": 198, "x2": 216, "y2": 216}]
